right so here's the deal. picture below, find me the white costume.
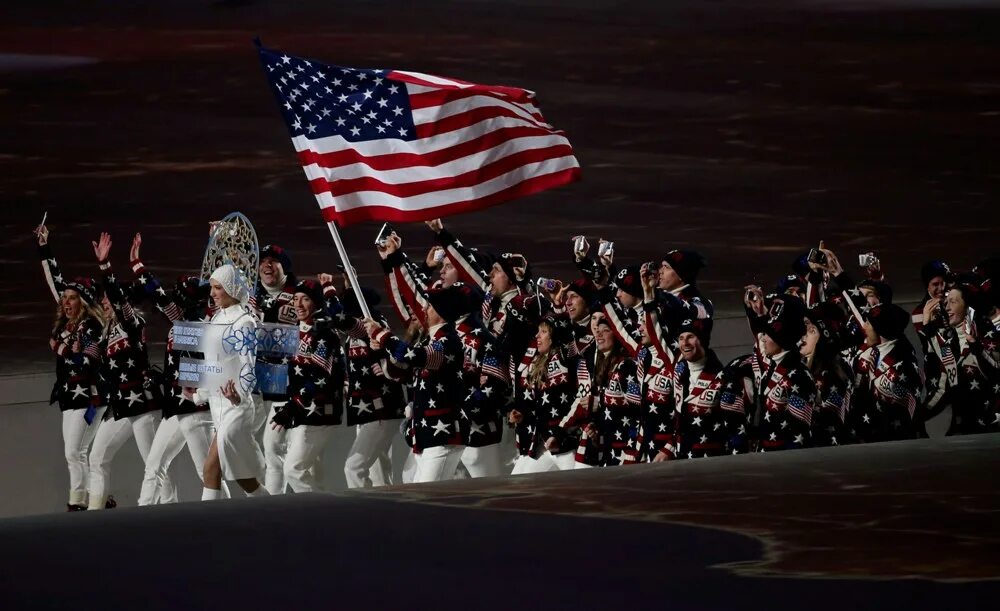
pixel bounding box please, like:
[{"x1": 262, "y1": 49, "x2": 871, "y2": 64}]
[{"x1": 192, "y1": 265, "x2": 265, "y2": 482}]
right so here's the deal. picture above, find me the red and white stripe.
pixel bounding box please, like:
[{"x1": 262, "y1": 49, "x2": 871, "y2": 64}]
[{"x1": 292, "y1": 73, "x2": 579, "y2": 226}]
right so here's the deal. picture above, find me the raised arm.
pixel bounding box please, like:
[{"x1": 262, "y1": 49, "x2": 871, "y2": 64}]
[
  {"x1": 128, "y1": 233, "x2": 189, "y2": 322},
  {"x1": 94, "y1": 232, "x2": 143, "y2": 338},
  {"x1": 35, "y1": 223, "x2": 65, "y2": 303},
  {"x1": 427, "y1": 218, "x2": 490, "y2": 291}
]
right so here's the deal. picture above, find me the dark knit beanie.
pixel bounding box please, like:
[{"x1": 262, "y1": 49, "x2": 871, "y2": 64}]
[
  {"x1": 427, "y1": 284, "x2": 470, "y2": 323},
  {"x1": 858, "y1": 279, "x2": 893, "y2": 305},
  {"x1": 676, "y1": 317, "x2": 713, "y2": 348},
  {"x1": 866, "y1": 304, "x2": 909, "y2": 340},
  {"x1": 495, "y1": 252, "x2": 531, "y2": 290},
  {"x1": 261, "y1": 244, "x2": 293, "y2": 274},
  {"x1": 64, "y1": 277, "x2": 99, "y2": 306},
  {"x1": 764, "y1": 295, "x2": 807, "y2": 351},
  {"x1": 615, "y1": 265, "x2": 644, "y2": 299},
  {"x1": 806, "y1": 302, "x2": 846, "y2": 350},
  {"x1": 564, "y1": 278, "x2": 599, "y2": 309},
  {"x1": 920, "y1": 259, "x2": 951, "y2": 287},
  {"x1": 662, "y1": 250, "x2": 706, "y2": 285},
  {"x1": 173, "y1": 275, "x2": 209, "y2": 314},
  {"x1": 294, "y1": 279, "x2": 326, "y2": 306},
  {"x1": 776, "y1": 274, "x2": 806, "y2": 295},
  {"x1": 951, "y1": 273, "x2": 988, "y2": 313}
]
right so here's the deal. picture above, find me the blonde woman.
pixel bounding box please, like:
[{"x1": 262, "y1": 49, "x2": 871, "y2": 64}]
[{"x1": 36, "y1": 223, "x2": 106, "y2": 511}]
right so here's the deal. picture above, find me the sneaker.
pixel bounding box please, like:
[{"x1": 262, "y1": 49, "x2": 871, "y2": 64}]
[
  {"x1": 66, "y1": 504, "x2": 87, "y2": 512},
  {"x1": 104, "y1": 495, "x2": 117, "y2": 509}
]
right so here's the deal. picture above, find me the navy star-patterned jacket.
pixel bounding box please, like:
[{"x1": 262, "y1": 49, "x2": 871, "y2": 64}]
[
  {"x1": 573, "y1": 355, "x2": 643, "y2": 466},
  {"x1": 40, "y1": 243, "x2": 103, "y2": 412},
  {"x1": 511, "y1": 345, "x2": 589, "y2": 458},
  {"x1": 719, "y1": 347, "x2": 816, "y2": 453},
  {"x1": 131, "y1": 257, "x2": 212, "y2": 418},
  {"x1": 99, "y1": 262, "x2": 161, "y2": 420},
  {"x1": 283, "y1": 318, "x2": 345, "y2": 427},
  {"x1": 374, "y1": 323, "x2": 465, "y2": 452},
  {"x1": 323, "y1": 282, "x2": 406, "y2": 426},
  {"x1": 673, "y1": 350, "x2": 732, "y2": 459},
  {"x1": 633, "y1": 304, "x2": 681, "y2": 461},
  {"x1": 921, "y1": 321, "x2": 997, "y2": 435},
  {"x1": 455, "y1": 318, "x2": 509, "y2": 447},
  {"x1": 809, "y1": 363, "x2": 854, "y2": 447},
  {"x1": 850, "y1": 339, "x2": 921, "y2": 442}
]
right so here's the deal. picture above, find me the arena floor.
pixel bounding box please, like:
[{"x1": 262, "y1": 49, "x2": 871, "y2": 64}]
[
  {"x1": 3, "y1": 0, "x2": 1000, "y2": 372},
  {"x1": 1, "y1": 434, "x2": 998, "y2": 608}
]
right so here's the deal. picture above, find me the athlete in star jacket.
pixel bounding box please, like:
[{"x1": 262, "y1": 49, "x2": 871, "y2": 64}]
[
  {"x1": 366, "y1": 284, "x2": 467, "y2": 483},
  {"x1": 36, "y1": 224, "x2": 105, "y2": 510}
]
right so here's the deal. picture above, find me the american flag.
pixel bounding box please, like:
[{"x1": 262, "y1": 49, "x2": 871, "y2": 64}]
[
  {"x1": 480, "y1": 353, "x2": 506, "y2": 383},
  {"x1": 786, "y1": 393, "x2": 813, "y2": 424},
  {"x1": 257, "y1": 44, "x2": 580, "y2": 226}
]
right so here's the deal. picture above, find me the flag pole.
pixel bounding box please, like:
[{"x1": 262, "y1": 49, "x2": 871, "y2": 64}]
[{"x1": 325, "y1": 220, "x2": 373, "y2": 320}]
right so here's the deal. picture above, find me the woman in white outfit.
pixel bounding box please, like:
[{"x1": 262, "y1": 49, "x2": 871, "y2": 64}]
[{"x1": 185, "y1": 264, "x2": 268, "y2": 499}]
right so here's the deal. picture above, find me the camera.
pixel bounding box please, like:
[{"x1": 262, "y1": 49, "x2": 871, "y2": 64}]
[
  {"x1": 433, "y1": 248, "x2": 446, "y2": 263},
  {"x1": 807, "y1": 248, "x2": 827, "y2": 266},
  {"x1": 573, "y1": 235, "x2": 589, "y2": 255},
  {"x1": 745, "y1": 285, "x2": 761, "y2": 303},
  {"x1": 598, "y1": 240, "x2": 614, "y2": 258},
  {"x1": 858, "y1": 252, "x2": 878, "y2": 268},
  {"x1": 536, "y1": 277, "x2": 560, "y2": 292}
]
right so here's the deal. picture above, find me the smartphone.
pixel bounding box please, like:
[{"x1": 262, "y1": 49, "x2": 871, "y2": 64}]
[
  {"x1": 598, "y1": 241, "x2": 614, "y2": 258},
  {"x1": 966, "y1": 306, "x2": 977, "y2": 338},
  {"x1": 374, "y1": 222, "x2": 394, "y2": 247},
  {"x1": 807, "y1": 248, "x2": 827, "y2": 266},
  {"x1": 433, "y1": 248, "x2": 446, "y2": 263},
  {"x1": 573, "y1": 235, "x2": 589, "y2": 254}
]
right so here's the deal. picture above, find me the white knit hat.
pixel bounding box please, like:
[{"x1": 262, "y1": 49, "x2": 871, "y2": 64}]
[{"x1": 210, "y1": 264, "x2": 250, "y2": 305}]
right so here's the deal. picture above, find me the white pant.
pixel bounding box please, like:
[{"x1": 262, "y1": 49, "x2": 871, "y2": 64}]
[
  {"x1": 511, "y1": 451, "x2": 577, "y2": 475},
  {"x1": 401, "y1": 449, "x2": 418, "y2": 484},
  {"x1": 413, "y1": 445, "x2": 465, "y2": 483},
  {"x1": 460, "y1": 444, "x2": 504, "y2": 478},
  {"x1": 344, "y1": 419, "x2": 400, "y2": 489},
  {"x1": 88, "y1": 411, "x2": 174, "y2": 509},
  {"x1": 370, "y1": 451, "x2": 392, "y2": 486},
  {"x1": 262, "y1": 402, "x2": 290, "y2": 494},
  {"x1": 137, "y1": 411, "x2": 214, "y2": 505},
  {"x1": 499, "y1": 423, "x2": 519, "y2": 469},
  {"x1": 62, "y1": 407, "x2": 106, "y2": 506},
  {"x1": 284, "y1": 425, "x2": 337, "y2": 493}
]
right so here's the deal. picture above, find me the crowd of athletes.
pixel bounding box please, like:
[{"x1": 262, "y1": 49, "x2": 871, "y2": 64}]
[{"x1": 35, "y1": 218, "x2": 1000, "y2": 510}]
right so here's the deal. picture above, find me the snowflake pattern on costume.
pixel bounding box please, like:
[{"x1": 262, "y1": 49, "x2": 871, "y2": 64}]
[{"x1": 222, "y1": 323, "x2": 258, "y2": 357}]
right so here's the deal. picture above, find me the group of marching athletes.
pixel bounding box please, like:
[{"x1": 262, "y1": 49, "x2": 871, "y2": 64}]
[{"x1": 36, "y1": 217, "x2": 1000, "y2": 510}]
